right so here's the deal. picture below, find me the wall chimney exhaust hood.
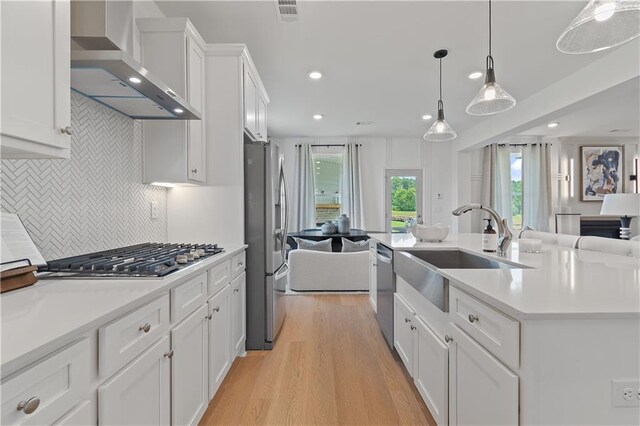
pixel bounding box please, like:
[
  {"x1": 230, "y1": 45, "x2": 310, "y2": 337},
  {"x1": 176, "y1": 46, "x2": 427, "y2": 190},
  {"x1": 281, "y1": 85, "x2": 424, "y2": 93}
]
[{"x1": 70, "y1": 0, "x2": 200, "y2": 120}]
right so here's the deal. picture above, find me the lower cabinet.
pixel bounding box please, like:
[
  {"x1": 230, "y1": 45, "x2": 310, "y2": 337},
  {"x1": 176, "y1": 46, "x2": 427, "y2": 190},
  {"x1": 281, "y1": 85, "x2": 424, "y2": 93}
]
[
  {"x1": 171, "y1": 304, "x2": 209, "y2": 426},
  {"x1": 98, "y1": 336, "x2": 171, "y2": 425},
  {"x1": 208, "y1": 285, "x2": 232, "y2": 400},
  {"x1": 448, "y1": 324, "x2": 518, "y2": 426},
  {"x1": 231, "y1": 272, "x2": 246, "y2": 357},
  {"x1": 413, "y1": 317, "x2": 448, "y2": 426},
  {"x1": 53, "y1": 400, "x2": 92, "y2": 425},
  {"x1": 369, "y1": 253, "x2": 377, "y2": 312},
  {"x1": 394, "y1": 294, "x2": 416, "y2": 376}
]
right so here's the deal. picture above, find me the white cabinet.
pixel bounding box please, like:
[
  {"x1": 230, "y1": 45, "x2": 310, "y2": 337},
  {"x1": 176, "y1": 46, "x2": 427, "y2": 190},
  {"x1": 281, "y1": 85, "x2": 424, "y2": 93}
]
[
  {"x1": 170, "y1": 272, "x2": 207, "y2": 323},
  {"x1": 171, "y1": 304, "x2": 209, "y2": 426},
  {"x1": 449, "y1": 324, "x2": 518, "y2": 426},
  {"x1": 207, "y1": 285, "x2": 232, "y2": 399},
  {"x1": 98, "y1": 336, "x2": 171, "y2": 426},
  {"x1": 369, "y1": 253, "x2": 377, "y2": 312},
  {"x1": 413, "y1": 317, "x2": 448, "y2": 426},
  {"x1": 243, "y1": 65, "x2": 258, "y2": 139},
  {"x1": 257, "y1": 95, "x2": 268, "y2": 141},
  {"x1": 1, "y1": 0, "x2": 71, "y2": 159},
  {"x1": 393, "y1": 294, "x2": 415, "y2": 377},
  {"x1": 231, "y1": 272, "x2": 247, "y2": 357},
  {"x1": 53, "y1": 400, "x2": 92, "y2": 426},
  {"x1": 139, "y1": 18, "x2": 206, "y2": 185}
]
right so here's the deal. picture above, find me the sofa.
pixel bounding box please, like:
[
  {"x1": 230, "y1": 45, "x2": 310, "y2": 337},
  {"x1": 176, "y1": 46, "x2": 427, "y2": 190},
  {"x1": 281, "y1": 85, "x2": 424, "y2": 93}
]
[{"x1": 288, "y1": 249, "x2": 369, "y2": 291}]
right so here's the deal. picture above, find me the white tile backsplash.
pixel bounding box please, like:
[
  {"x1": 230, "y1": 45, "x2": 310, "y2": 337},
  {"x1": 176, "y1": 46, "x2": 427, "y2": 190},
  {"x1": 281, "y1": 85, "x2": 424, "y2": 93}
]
[{"x1": 1, "y1": 92, "x2": 167, "y2": 260}]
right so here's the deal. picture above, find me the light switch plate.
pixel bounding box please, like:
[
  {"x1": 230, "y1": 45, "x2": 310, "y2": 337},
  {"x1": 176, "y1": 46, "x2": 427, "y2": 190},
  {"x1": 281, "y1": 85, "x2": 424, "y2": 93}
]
[
  {"x1": 611, "y1": 379, "x2": 640, "y2": 407},
  {"x1": 150, "y1": 201, "x2": 159, "y2": 220}
]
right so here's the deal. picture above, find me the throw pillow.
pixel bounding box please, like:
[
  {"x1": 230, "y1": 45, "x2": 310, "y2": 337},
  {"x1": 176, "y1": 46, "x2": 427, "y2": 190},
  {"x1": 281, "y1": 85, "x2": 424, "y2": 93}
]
[
  {"x1": 341, "y1": 238, "x2": 369, "y2": 253},
  {"x1": 293, "y1": 237, "x2": 332, "y2": 252}
]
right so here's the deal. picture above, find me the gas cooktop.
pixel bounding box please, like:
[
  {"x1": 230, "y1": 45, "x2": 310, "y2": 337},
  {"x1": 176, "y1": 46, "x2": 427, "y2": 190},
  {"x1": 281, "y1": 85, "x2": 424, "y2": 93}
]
[{"x1": 38, "y1": 243, "x2": 224, "y2": 279}]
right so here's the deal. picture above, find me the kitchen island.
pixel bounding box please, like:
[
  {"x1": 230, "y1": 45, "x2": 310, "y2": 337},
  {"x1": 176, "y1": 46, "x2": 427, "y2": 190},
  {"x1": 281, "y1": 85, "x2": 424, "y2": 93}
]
[{"x1": 369, "y1": 233, "x2": 640, "y2": 425}]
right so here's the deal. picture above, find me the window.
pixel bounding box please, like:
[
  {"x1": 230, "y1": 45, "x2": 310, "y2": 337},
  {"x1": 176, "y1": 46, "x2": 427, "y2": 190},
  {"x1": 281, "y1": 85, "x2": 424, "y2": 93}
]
[
  {"x1": 385, "y1": 169, "x2": 423, "y2": 233},
  {"x1": 510, "y1": 152, "x2": 523, "y2": 230},
  {"x1": 314, "y1": 153, "x2": 343, "y2": 226}
]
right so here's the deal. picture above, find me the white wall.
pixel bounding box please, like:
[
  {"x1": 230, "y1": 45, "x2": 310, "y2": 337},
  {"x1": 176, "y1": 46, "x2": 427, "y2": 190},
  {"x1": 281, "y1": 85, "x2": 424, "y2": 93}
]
[{"x1": 273, "y1": 136, "x2": 455, "y2": 233}]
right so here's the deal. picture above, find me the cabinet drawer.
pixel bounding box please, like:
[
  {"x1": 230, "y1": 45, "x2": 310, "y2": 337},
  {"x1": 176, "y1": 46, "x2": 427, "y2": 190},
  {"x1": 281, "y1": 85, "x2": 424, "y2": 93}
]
[
  {"x1": 172, "y1": 272, "x2": 208, "y2": 323},
  {"x1": 99, "y1": 295, "x2": 170, "y2": 378},
  {"x1": 1, "y1": 339, "x2": 90, "y2": 426},
  {"x1": 208, "y1": 261, "x2": 231, "y2": 297},
  {"x1": 449, "y1": 286, "x2": 519, "y2": 369},
  {"x1": 231, "y1": 252, "x2": 246, "y2": 279},
  {"x1": 53, "y1": 400, "x2": 92, "y2": 425}
]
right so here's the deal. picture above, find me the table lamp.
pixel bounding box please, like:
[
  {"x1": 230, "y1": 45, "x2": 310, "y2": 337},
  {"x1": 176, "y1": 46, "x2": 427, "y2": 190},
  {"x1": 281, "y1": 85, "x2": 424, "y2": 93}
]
[{"x1": 600, "y1": 193, "x2": 640, "y2": 239}]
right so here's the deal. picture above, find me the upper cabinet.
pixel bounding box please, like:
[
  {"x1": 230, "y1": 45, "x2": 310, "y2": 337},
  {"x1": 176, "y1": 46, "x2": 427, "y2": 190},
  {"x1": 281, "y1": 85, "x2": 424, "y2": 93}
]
[
  {"x1": 1, "y1": 0, "x2": 71, "y2": 159},
  {"x1": 243, "y1": 57, "x2": 269, "y2": 142},
  {"x1": 138, "y1": 18, "x2": 206, "y2": 185}
]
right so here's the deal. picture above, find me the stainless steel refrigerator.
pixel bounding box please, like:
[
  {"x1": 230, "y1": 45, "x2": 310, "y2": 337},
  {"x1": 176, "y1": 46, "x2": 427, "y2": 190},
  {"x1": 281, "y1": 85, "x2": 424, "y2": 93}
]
[{"x1": 244, "y1": 137, "x2": 289, "y2": 350}]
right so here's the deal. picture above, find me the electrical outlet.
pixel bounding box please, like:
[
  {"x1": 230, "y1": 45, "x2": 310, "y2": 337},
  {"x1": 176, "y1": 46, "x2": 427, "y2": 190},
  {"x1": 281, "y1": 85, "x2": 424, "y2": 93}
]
[
  {"x1": 150, "y1": 201, "x2": 159, "y2": 220},
  {"x1": 612, "y1": 380, "x2": 640, "y2": 407}
]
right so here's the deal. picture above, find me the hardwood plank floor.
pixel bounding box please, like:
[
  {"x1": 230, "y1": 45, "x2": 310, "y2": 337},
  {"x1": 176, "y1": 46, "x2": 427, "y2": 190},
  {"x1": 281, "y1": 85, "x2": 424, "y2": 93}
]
[{"x1": 200, "y1": 294, "x2": 436, "y2": 426}]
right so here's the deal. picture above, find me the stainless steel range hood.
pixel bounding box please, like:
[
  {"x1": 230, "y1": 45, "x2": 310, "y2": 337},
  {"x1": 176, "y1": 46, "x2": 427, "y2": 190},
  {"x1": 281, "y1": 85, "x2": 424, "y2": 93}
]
[{"x1": 71, "y1": 50, "x2": 201, "y2": 120}]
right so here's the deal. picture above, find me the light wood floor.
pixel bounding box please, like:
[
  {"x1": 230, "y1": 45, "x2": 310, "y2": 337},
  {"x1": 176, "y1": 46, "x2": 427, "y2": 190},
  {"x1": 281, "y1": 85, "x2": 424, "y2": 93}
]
[{"x1": 200, "y1": 294, "x2": 436, "y2": 426}]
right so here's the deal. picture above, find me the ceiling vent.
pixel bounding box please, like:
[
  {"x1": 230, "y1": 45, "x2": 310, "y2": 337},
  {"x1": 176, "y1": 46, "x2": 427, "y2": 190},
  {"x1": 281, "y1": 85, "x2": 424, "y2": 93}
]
[
  {"x1": 276, "y1": 0, "x2": 299, "y2": 22},
  {"x1": 609, "y1": 128, "x2": 631, "y2": 133},
  {"x1": 356, "y1": 121, "x2": 373, "y2": 126}
]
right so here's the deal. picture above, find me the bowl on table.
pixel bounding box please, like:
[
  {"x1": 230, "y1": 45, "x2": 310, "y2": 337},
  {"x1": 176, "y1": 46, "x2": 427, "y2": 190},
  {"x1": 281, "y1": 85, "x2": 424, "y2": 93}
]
[{"x1": 408, "y1": 224, "x2": 450, "y2": 242}]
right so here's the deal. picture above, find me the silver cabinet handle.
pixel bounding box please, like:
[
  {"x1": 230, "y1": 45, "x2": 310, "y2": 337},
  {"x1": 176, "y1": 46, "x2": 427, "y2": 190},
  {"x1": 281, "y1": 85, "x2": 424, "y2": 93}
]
[
  {"x1": 410, "y1": 325, "x2": 417, "y2": 331},
  {"x1": 61, "y1": 126, "x2": 73, "y2": 135},
  {"x1": 372, "y1": 263, "x2": 377, "y2": 266},
  {"x1": 404, "y1": 317, "x2": 411, "y2": 323},
  {"x1": 164, "y1": 350, "x2": 174, "y2": 358},
  {"x1": 213, "y1": 307, "x2": 220, "y2": 312},
  {"x1": 139, "y1": 323, "x2": 151, "y2": 333},
  {"x1": 166, "y1": 89, "x2": 177, "y2": 97},
  {"x1": 191, "y1": 169, "x2": 198, "y2": 173},
  {"x1": 444, "y1": 335, "x2": 453, "y2": 343},
  {"x1": 468, "y1": 314, "x2": 479, "y2": 323},
  {"x1": 17, "y1": 397, "x2": 40, "y2": 414},
  {"x1": 238, "y1": 261, "x2": 244, "y2": 267},
  {"x1": 205, "y1": 313, "x2": 213, "y2": 320},
  {"x1": 234, "y1": 288, "x2": 239, "y2": 293}
]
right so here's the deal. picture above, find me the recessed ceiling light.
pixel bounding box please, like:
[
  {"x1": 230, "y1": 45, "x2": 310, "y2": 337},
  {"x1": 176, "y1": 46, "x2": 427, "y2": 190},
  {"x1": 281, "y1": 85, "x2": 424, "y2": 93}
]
[
  {"x1": 468, "y1": 71, "x2": 483, "y2": 80},
  {"x1": 308, "y1": 71, "x2": 323, "y2": 80},
  {"x1": 128, "y1": 76, "x2": 142, "y2": 84},
  {"x1": 547, "y1": 122, "x2": 559, "y2": 128},
  {"x1": 313, "y1": 114, "x2": 324, "y2": 120},
  {"x1": 173, "y1": 108, "x2": 184, "y2": 114},
  {"x1": 422, "y1": 114, "x2": 433, "y2": 120}
]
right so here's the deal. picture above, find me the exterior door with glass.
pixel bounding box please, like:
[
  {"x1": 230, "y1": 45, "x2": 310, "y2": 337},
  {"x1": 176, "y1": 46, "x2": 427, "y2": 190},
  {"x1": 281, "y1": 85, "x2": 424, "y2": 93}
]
[{"x1": 385, "y1": 169, "x2": 423, "y2": 233}]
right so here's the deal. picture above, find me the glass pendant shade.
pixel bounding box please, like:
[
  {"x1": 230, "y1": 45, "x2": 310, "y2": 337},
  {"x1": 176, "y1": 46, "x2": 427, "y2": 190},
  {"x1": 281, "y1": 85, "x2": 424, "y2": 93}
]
[
  {"x1": 557, "y1": 0, "x2": 640, "y2": 54},
  {"x1": 466, "y1": 58, "x2": 516, "y2": 115},
  {"x1": 424, "y1": 101, "x2": 457, "y2": 141}
]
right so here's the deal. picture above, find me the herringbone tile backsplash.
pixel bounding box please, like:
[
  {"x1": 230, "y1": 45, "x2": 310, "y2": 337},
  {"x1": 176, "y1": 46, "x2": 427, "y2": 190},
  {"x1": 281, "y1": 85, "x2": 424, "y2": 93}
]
[{"x1": 1, "y1": 92, "x2": 168, "y2": 260}]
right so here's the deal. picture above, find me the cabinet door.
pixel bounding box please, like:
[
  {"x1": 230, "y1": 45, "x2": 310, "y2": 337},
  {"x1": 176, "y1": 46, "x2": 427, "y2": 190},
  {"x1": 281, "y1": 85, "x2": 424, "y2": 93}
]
[
  {"x1": 243, "y1": 65, "x2": 258, "y2": 138},
  {"x1": 413, "y1": 317, "x2": 448, "y2": 426},
  {"x1": 53, "y1": 400, "x2": 92, "y2": 426},
  {"x1": 369, "y1": 254, "x2": 377, "y2": 312},
  {"x1": 449, "y1": 324, "x2": 518, "y2": 426},
  {"x1": 1, "y1": 0, "x2": 71, "y2": 158},
  {"x1": 187, "y1": 36, "x2": 205, "y2": 183},
  {"x1": 231, "y1": 272, "x2": 246, "y2": 357},
  {"x1": 257, "y1": 96, "x2": 267, "y2": 141},
  {"x1": 171, "y1": 304, "x2": 209, "y2": 426},
  {"x1": 393, "y1": 294, "x2": 415, "y2": 376},
  {"x1": 208, "y1": 285, "x2": 232, "y2": 400},
  {"x1": 98, "y1": 336, "x2": 170, "y2": 426}
]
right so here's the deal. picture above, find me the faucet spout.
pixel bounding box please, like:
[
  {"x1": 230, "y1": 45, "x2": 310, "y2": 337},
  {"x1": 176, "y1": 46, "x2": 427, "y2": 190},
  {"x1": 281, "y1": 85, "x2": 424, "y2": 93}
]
[{"x1": 451, "y1": 204, "x2": 512, "y2": 257}]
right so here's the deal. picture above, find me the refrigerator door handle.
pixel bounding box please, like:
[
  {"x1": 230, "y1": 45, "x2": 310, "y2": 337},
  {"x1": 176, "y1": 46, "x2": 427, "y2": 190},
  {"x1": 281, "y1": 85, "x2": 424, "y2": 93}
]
[{"x1": 280, "y1": 163, "x2": 290, "y2": 261}]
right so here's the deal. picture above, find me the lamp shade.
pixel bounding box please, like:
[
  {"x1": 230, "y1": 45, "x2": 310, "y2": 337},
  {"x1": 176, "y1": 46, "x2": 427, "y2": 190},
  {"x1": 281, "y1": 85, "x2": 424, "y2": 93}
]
[
  {"x1": 600, "y1": 193, "x2": 640, "y2": 217},
  {"x1": 557, "y1": 0, "x2": 640, "y2": 54},
  {"x1": 423, "y1": 118, "x2": 457, "y2": 141},
  {"x1": 466, "y1": 80, "x2": 516, "y2": 115}
]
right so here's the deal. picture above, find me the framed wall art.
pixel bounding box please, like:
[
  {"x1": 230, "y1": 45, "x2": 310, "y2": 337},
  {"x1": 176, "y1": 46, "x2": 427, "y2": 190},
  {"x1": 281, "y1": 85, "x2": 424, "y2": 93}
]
[{"x1": 580, "y1": 146, "x2": 623, "y2": 201}]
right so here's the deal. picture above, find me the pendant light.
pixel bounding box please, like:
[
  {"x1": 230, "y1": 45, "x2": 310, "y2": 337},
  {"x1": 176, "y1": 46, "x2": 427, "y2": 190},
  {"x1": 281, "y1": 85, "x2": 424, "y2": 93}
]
[
  {"x1": 466, "y1": 0, "x2": 516, "y2": 116},
  {"x1": 423, "y1": 49, "x2": 457, "y2": 142},
  {"x1": 557, "y1": 0, "x2": 640, "y2": 54}
]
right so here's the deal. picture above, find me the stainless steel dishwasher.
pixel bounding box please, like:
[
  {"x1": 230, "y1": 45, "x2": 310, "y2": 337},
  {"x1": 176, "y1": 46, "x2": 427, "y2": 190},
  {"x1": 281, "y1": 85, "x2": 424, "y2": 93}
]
[{"x1": 375, "y1": 243, "x2": 395, "y2": 348}]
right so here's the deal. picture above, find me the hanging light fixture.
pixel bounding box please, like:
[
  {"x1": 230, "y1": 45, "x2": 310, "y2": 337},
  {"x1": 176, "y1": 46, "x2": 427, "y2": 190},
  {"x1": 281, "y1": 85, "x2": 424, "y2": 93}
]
[
  {"x1": 557, "y1": 0, "x2": 640, "y2": 54},
  {"x1": 423, "y1": 49, "x2": 457, "y2": 142},
  {"x1": 466, "y1": 0, "x2": 516, "y2": 116}
]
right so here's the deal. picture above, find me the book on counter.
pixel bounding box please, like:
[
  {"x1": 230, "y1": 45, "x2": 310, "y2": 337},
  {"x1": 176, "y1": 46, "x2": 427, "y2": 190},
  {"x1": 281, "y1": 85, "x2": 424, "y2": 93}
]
[{"x1": 1, "y1": 212, "x2": 46, "y2": 292}]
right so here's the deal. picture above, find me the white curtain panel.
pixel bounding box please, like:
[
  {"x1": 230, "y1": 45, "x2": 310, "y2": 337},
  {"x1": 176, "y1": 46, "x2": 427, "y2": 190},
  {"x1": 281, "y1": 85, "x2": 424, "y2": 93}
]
[
  {"x1": 481, "y1": 144, "x2": 513, "y2": 228},
  {"x1": 293, "y1": 144, "x2": 317, "y2": 231},
  {"x1": 341, "y1": 143, "x2": 364, "y2": 229},
  {"x1": 522, "y1": 143, "x2": 552, "y2": 231}
]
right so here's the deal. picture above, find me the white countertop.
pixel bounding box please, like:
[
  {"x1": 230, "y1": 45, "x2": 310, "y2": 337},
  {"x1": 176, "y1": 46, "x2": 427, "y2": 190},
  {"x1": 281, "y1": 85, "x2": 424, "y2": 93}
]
[
  {"x1": 0, "y1": 244, "x2": 246, "y2": 377},
  {"x1": 371, "y1": 233, "x2": 640, "y2": 320}
]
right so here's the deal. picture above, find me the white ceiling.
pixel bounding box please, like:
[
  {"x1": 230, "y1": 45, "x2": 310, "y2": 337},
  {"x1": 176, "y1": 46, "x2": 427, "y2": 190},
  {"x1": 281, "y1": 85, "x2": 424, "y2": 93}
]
[
  {"x1": 519, "y1": 77, "x2": 640, "y2": 138},
  {"x1": 157, "y1": 0, "x2": 628, "y2": 138}
]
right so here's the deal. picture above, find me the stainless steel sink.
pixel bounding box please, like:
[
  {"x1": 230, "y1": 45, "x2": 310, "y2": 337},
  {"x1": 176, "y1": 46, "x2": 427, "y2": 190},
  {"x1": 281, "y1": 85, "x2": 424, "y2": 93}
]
[{"x1": 394, "y1": 250, "x2": 523, "y2": 312}]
